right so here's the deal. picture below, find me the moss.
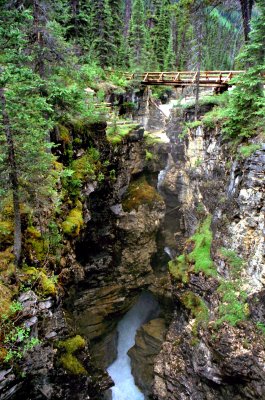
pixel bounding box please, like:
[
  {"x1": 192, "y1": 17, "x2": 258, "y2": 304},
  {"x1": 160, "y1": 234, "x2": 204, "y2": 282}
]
[
  {"x1": 168, "y1": 216, "x2": 216, "y2": 284},
  {"x1": 168, "y1": 254, "x2": 189, "y2": 284},
  {"x1": 145, "y1": 150, "x2": 154, "y2": 161},
  {"x1": 188, "y1": 215, "x2": 216, "y2": 277},
  {"x1": 0, "y1": 346, "x2": 8, "y2": 363},
  {"x1": 215, "y1": 280, "x2": 249, "y2": 327},
  {"x1": 60, "y1": 353, "x2": 87, "y2": 375},
  {"x1": 122, "y1": 177, "x2": 163, "y2": 212},
  {"x1": 39, "y1": 272, "x2": 56, "y2": 296},
  {"x1": 58, "y1": 124, "x2": 71, "y2": 143},
  {"x1": 0, "y1": 248, "x2": 15, "y2": 282},
  {"x1": 106, "y1": 123, "x2": 138, "y2": 144},
  {"x1": 0, "y1": 282, "x2": 12, "y2": 316},
  {"x1": 0, "y1": 220, "x2": 13, "y2": 247},
  {"x1": 238, "y1": 144, "x2": 262, "y2": 158},
  {"x1": 72, "y1": 154, "x2": 96, "y2": 181},
  {"x1": 21, "y1": 266, "x2": 57, "y2": 296},
  {"x1": 219, "y1": 248, "x2": 244, "y2": 277},
  {"x1": 144, "y1": 132, "x2": 164, "y2": 145},
  {"x1": 58, "y1": 335, "x2": 86, "y2": 353},
  {"x1": 26, "y1": 226, "x2": 41, "y2": 239},
  {"x1": 180, "y1": 291, "x2": 209, "y2": 335},
  {"x1": 58, "y1": 335, "x2": 87, "y2": 375},
  {"x1": 61, "y1": 202, "x2": 84, "y2": 237}
]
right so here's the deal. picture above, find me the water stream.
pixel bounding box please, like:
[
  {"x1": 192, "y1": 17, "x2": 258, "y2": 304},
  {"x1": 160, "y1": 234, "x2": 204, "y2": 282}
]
[{"x1": 107, "y1": 292, "x2": 160, "y2": 400}]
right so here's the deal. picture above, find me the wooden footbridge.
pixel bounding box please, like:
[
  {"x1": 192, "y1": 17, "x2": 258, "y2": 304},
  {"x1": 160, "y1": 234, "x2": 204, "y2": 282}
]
[{"x1": 125, "y1": 71, "x2": 245, "y2": 92}]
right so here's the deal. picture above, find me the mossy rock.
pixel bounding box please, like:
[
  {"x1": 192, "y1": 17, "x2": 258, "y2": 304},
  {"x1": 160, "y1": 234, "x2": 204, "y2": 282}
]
[
  {"x1": 60, "y1": 353, "x2": 87, "y2": 375},
  {"x1": 168, "y1": 254, "x2": 189, "y2": 284},
  {"x1": 62, "y1": 202, "x2": 84, "y2": 237},
  {"x1": 0, "y1": 282, "x2": 12, "y2": 316},
  {"x1": 180, "y1": 291, "x2": 209, "y2": 335},
  {"x1": 58, "y1": 335, "x2": 87, "y2": 375},
  {"x1": 188, "y1": 215, "x2": 216, "y2": 276},
  {"x1": 21, "y1": 266, "x2": 57, "y2": 296},
  {"x1": 58, "y1": 335, "x2": 86, "y2": 353},
  {"x1": 122, "y1": 177, "x2": 163, "y2": 212},
  {"x1": 58, "y1": 124, "x2": 71, "y2": 143}
]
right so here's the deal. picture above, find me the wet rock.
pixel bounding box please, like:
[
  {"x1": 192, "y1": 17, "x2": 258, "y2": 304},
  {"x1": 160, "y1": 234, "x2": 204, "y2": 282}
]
[{"x1": 128, "y1": 318, "x2": 166, "y2": 397}]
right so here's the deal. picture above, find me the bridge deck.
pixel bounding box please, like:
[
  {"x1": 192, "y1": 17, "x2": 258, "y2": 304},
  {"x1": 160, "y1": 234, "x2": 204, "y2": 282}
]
[{"x1": 125, "y1": 71, "x2": 245, "y2": 88}]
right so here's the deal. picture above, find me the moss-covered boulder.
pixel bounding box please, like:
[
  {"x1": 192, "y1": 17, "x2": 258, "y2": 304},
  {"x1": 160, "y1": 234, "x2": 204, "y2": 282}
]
[
  {"x1": 58, "y1": 335, "x2": 87, "y2": 375},
  {"x1": 122, "y1": 177, "x2": 163, "y2": 212},
  {"x1": 62, "y1": 201, "x2": 84, "y2": 237}
]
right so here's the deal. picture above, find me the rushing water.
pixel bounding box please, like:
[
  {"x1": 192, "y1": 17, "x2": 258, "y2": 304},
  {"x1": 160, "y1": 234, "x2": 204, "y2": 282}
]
[{"x1": 107, "y1": 292, "x2": 160, "y2": 400}]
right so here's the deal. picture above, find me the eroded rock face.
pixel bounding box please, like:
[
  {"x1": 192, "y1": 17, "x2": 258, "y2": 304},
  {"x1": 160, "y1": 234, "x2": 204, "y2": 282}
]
[
  {"x1": 0, "y1": 291, "x2": 111, "y2": 400},
  {"x1": 128, "y1": 318, "x2": 166, "y2": 397},
  {"x1": 153, "y1": 106, "x2": 265, "y2": 400}
]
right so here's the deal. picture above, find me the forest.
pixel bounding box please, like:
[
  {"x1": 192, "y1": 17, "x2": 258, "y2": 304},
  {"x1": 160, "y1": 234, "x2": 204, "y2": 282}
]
[{"x1": 0, "y1": 1, "x2": 264, "y2": 400}]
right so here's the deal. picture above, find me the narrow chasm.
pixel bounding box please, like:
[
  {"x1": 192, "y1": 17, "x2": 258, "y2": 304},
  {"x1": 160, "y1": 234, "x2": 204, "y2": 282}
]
[{"x1": 106, "y1": 292, "x2": 160, "y2": 400}]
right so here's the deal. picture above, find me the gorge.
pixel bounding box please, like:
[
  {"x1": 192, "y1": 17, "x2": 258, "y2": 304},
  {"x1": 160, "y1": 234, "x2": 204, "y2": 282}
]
[{"x1": 1, "y1": 85, "x2": 264, "y2": 400}]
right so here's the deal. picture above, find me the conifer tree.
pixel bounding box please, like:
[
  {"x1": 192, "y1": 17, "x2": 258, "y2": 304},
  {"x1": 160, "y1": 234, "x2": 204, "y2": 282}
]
[
  {"x1": 129, "y1": 0, "x2": 146, "y2": 68},
  {"x1": 222, "y1": 0, "x2": 264, "y2": 138},
  {"x1": 153, "y1": 0, "x2": 171, "y2": 68},
  {"x1": 165, "y1": 33, "x2": 176, "y2": 71}
]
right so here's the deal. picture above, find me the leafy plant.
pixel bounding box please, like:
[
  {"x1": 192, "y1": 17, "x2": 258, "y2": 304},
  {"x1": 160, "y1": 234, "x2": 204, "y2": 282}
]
[{"x1": 0, "y1": 301, "x2": 40, "y2": 363}]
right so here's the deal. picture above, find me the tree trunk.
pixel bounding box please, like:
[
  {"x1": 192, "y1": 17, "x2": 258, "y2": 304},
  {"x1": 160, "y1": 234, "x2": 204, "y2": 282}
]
[
  {"x1": 0, "y1": 87, "x2": 22, "y2": 267},
  {"x1": 70, "y1": 0, "x2": 80, "y2": 37},
  {"x1": 124, "y1": 0, "x2": 132, "y2": 36},
  {"x1": 239, "y1": 0, "x2": 254, "y2": 42},
  {"x1": 33, "y1": 0, "x2": 45, "y2": 77}
]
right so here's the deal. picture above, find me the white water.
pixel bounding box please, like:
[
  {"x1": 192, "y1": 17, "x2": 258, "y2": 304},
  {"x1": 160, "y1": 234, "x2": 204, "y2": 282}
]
[{"x1": 107, "y1": 292, "x2": 159, "y2": 400}]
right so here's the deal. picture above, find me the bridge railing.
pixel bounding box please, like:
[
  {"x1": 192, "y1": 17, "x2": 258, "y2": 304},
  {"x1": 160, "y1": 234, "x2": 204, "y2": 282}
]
[{"x1": 124, "y1": 71, "x2": 245, "y2": 86}]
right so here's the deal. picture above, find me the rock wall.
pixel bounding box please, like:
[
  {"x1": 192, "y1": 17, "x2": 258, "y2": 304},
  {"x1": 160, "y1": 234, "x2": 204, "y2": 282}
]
[
  {"x1": 153, "y1": 105, "x2": 265, "y2": 400},
  {"x1": 0, "y1": 113, "x2": 169, "y2": 399}
]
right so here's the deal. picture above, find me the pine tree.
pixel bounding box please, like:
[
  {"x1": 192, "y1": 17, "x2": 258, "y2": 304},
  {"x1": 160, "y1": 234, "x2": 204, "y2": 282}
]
[
  {"x1": 222, "y1": 0, "x2": 264, "y2": 138},
  {"x1": 164, "y1": 32, "x2": 176, "y2": 71},
  {"x1": 0, "y1": 8, "x2": 54, "y2": 265},
  {"x1": 153, "y1": 0, "x2": 171, "y2": 69},
  {"x1": 129, "y1": 0, "x2": 146, "y2": 68}
]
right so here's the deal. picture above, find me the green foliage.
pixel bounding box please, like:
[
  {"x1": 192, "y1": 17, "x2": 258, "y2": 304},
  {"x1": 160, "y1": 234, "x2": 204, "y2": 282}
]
[
  {"x1": 216, "y1": 280, "x2": 249, "y2": 327},
  {"x1": 169, "y1": 215, "x2": 216, "y2": 283},
  {"x1": 168, "y1": 254, "x2": 189, "y2": 284},
  {"x1": 107, "y1": 123, "x2": 138, "y2": 144},
  {"x1": 238, "y1": 144, "x2": 262, "y2": 158},
  {"x1": 0, "y1": 300, "x2": 40, "y2": 364},
  {"x1": 122, "y1": 177, "x2": 163, "y2": 212},
  {"x1": 21, "y1": 266, "x2": 57, "y2": 296},
  {"x1": 220, "y1": 248, "x2": 245, "y2": 277},
  {"x1": 257, "y1": 322, "x2": 265, "y2": 335},
  {"x1": 189, "y1": 215, "x2": 216, "y2": 276},
  {"x1": 180, "y1": 291, "x2": 209, "y2": 335},
  {"x1": 145, "y1": 150, "x2": 154, "y2": 161},
  {"x1": 186, "y1": 120, "x2": 202, "y2": 129}
]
